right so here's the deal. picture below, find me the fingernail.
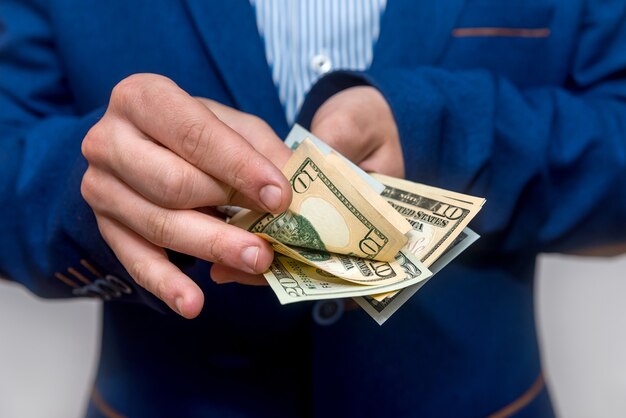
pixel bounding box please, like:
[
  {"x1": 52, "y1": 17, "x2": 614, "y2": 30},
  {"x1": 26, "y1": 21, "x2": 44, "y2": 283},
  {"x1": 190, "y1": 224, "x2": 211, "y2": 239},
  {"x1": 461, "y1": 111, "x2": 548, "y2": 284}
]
[
  {"x1": 175, "y1": 297, "x2": 184, "y2": 316},
  {"x1": 259, "y1": 184, "x2": 283, "y2": 213},
  {"x1": 241, "y1": 246, "x2": 260, "y2": 272}
]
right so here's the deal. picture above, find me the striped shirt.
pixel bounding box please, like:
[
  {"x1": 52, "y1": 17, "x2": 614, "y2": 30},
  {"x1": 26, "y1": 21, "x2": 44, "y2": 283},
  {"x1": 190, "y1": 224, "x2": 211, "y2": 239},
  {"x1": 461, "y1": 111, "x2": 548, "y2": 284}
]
[{"x1": 250, "y1": 0, "x2": 387, "y2": 123}]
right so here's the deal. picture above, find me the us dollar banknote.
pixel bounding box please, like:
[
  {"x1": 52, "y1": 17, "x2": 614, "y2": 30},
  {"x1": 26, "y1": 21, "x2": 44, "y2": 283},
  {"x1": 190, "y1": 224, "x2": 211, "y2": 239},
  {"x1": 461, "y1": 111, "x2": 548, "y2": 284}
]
[
  {"x1": 227, "y1": 126, "x2": 483, "y2": 321},
  {"x1": 354, "y1": 228, "x2": 479, "y2": 324},
  {"x1": 231, "y1": 139, "x2": 411, "y2": 261},
  {"x1": 358, "y1": 174, "x2": 484, "y2": 306},
  {"x1": 370, "y1": 173, "x2": 484, "y2": 267},
  {"x1": 257, "y1": 232, "x2": 429, "y2": 287},
  {"x1": 265, "y1": 250, "x2": 429, "y2": 304},
  {"x1": 353, "y1": 175, "x2": 484, "y2": 324}
]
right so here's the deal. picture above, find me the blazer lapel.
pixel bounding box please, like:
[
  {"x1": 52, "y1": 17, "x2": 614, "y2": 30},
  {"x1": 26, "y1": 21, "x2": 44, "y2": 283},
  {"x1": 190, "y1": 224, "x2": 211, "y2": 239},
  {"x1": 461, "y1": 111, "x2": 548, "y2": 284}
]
[
  {"x1": 181, "y1": 0, "x2": 289, "y2": 137},
  {"x1": 372, "y1": 0, "x2": 467, "y2": 68}
]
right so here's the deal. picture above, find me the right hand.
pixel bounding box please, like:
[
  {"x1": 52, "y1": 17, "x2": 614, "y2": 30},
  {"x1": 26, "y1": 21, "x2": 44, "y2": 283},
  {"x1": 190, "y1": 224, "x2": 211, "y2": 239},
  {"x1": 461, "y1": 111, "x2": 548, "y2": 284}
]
[{"x1": 80, "y1": 74, "x2": 292, "y2": 319}]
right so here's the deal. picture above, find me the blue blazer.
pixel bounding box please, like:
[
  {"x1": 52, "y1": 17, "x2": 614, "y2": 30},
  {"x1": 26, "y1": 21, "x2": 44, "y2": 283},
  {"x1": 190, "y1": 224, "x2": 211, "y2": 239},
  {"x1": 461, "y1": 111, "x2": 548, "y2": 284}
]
[{"x1": 2, "y1": 0, "x2": 626, "y2": 416}]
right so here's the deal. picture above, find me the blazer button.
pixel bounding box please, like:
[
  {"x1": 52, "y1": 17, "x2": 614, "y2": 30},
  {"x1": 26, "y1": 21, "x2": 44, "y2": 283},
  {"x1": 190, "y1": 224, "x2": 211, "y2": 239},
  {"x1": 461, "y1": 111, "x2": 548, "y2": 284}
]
[
  {"x1": 312, "y1": 299, "x2": 344, "y2": 326},
  {"x1": 104, "y1": 274, "x2": 132, "y2": 295}
]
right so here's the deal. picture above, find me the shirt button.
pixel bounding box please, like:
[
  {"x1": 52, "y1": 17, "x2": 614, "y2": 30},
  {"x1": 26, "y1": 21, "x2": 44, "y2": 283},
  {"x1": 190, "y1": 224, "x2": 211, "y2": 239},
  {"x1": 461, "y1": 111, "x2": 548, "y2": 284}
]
[
  {"x1": 310, "y1": 53, "x2": 332, "y2": 75},
  {"x1": 312, "y1": 299, "x2": 344, "y2": 326}
]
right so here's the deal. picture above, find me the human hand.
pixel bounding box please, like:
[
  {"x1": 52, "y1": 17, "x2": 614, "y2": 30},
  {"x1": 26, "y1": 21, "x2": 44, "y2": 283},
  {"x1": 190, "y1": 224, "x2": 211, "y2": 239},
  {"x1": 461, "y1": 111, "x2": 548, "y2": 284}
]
[
  {"x1": 196, "y1": 98, "x2": 292, "y2": 287},
  {"x1": 81, "y1": 74, "x2": 292, "y2": 318},
  {"x1": 310, "y1": 85, "x2": 404, "y2": 178}
]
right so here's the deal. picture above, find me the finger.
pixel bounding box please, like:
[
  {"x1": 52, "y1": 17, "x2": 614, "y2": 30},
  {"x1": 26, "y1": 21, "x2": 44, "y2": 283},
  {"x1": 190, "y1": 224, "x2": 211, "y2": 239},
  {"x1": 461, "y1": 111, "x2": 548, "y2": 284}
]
[
  {"x1": 210, "y1": 264, "x2": 268, "y2": 286},
  {"x1": 91, "y1": 122, "x2": 229, "y2": 208},
  {"x1": 111, "y1": 74, "x2": 291, "y2": 213},
  {"x1": 92, "y1": 122, "x2": 270, "y2": 211},
  {"x1": 95, "y1": 215, "x2": 204, "y2": 319},
  {"x1": 84, "y1": 167, "x2": 275, "y2": 274},
  {"x1": 198, "y1": 98, "x2": 292, "y2": 169},
  {"x1": 359, "y1": 141, "x2": 406, "y2": 178}
]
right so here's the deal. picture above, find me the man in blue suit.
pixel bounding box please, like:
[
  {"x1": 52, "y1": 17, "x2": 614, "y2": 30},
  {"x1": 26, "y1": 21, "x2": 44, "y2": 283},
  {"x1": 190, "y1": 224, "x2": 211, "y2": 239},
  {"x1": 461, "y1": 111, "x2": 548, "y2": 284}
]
[{"x1": 1, "y1": 0, "x2": 626, "y2": 416}]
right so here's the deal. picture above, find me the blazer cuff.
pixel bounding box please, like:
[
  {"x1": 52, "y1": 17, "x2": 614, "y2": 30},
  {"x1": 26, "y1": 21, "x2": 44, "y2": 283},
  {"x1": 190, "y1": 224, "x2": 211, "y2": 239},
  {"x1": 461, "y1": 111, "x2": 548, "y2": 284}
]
[{"x1": 296, "y1": 71, "x2": 371, "y2": 129}]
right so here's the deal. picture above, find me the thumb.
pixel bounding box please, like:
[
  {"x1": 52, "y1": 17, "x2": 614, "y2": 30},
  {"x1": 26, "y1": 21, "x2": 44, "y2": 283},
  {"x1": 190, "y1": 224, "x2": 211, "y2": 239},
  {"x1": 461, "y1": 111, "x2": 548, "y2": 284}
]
[{"x1": 310, "y1": 108, "x2": 377, "y2": 164}]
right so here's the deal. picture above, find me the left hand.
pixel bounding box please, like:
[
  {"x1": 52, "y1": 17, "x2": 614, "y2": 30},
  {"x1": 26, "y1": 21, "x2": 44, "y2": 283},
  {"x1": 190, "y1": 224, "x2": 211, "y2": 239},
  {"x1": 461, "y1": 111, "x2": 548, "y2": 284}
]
[{"x1": 310, "y1": 85, "x2": 404, "y2": 178}]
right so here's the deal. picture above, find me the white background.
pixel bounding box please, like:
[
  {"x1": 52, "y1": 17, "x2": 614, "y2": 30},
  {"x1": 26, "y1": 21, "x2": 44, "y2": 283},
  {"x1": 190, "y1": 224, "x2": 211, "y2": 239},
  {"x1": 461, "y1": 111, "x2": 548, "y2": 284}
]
[{"x1": 0, "y1": 253, "x2": 625, "y2": 418}]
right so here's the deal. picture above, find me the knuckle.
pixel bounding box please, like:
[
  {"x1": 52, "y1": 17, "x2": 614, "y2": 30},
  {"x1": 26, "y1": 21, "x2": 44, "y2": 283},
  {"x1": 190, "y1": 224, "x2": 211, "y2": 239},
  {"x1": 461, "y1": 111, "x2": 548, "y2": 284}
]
[
  {"x1": 250, "y1": 114, "x2": 270, "y2": 132},
  {"x1": 111, "y1": 75, "x2": 144, "y2": 108},
  {"x1": 128, "y1": 258, "x2": 151, "y2": 288},
  {"x1": 178, "y1": 119, "x2": 212, "y2": 166},
  {"x1": 94, "y1": 216, "x2": 112, "y2": 244},
  {"x1": 130, "y1": 258, "x2": 172, "y2": 303},
  {"x1": 159, "y1": 166, "x2": 192, "y2": 208},
  {"x1": 81, "y1": 124, "x2": 106, "y2": 162},
  {"x1": 145, "y1": 208, "x2": 176, "y2": 248},
  {"x1": 110, "y1": 74, "x2": 173, "y2": 112},
  {"x1": 195, "y1": 97, "x2": 213, "y2": 109},
  {"x1": 80, "y1": 169, "x2": 99, "y2": 203},
  {"x1": 204, "y1": 231, "x2": 227, "y2": 265},
  {"x1": 152, "y1": 275, "x2": 169, "y2": 302},
  {"x1": 226, "y1": 154, "x2": 250, "y2": 193}
]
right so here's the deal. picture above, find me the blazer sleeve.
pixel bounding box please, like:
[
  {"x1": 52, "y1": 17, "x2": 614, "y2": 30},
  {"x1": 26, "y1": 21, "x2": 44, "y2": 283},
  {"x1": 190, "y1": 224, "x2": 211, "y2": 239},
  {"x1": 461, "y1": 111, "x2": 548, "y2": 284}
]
[
  {"x1": 299, "y1": 2, "x2": 626, "y2": 256},
  {"x1": 0, "y1": 0, "x2": 164, "y2": 310}
]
